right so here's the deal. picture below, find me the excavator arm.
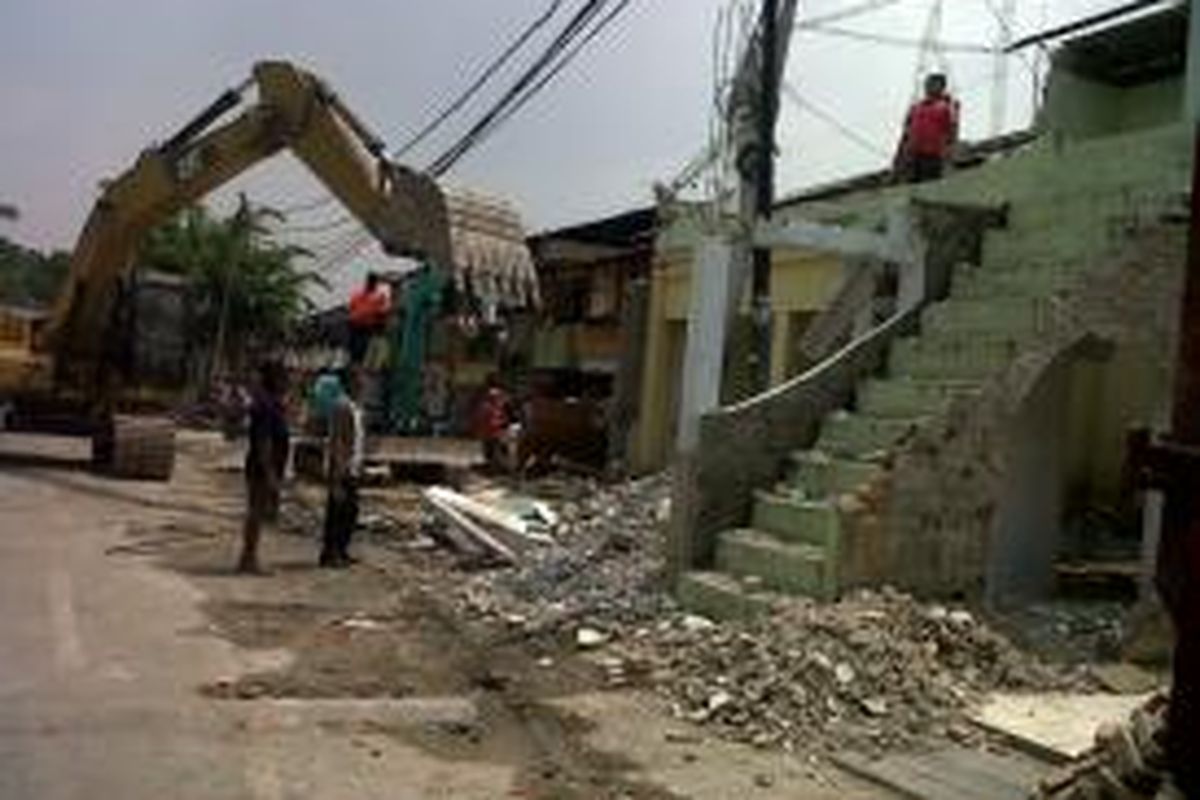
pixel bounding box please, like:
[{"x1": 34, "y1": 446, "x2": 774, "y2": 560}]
[{"x1": 47, "y1": 60, "x2": 451, "y2": 385}]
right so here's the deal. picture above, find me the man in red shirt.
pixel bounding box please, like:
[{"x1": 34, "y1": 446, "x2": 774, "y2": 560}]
[
  {"x1": 347, "y1": 272, "x2": 392, "y2": 365},
  {"x1": 894, "y1": 73, "x2": 959, "y2": 184}
]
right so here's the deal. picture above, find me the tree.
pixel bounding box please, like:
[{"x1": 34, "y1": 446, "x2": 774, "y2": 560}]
[
  {"x1": 0, "y1": 237, "x2": 69, "y2": 308},
  {"x1": 141, "y1": 199, "x2": 326, "y2": 380}
]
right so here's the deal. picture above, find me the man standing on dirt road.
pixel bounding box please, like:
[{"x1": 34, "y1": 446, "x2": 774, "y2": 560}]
[
  {"x1": 320, "y1": 368, "x2": 364, "y2": 568},
  {"x1": 239, "y1": 360, "x2": 291, "y2": 574}
]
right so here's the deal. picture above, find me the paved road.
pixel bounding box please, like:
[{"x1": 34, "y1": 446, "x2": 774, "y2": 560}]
[
  {"x1": 0, "y1": 435, "x2": 887, "y2": 799},
  {"x1": 0, "y1": 439, "x2": 509, "y2": 799}
]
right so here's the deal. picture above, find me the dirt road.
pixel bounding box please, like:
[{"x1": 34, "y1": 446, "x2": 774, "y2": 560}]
[{"x1": 0, "y1": 431, "x2": 882, "y2": 799}]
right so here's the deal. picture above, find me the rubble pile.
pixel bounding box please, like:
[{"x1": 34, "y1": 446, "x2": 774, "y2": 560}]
[
  {"x1": 620, "y1": 588, "x2": 1094, "y2": 755},
  {"x1": 455, "y1": 472, "x2": 674, "y2": 631}
]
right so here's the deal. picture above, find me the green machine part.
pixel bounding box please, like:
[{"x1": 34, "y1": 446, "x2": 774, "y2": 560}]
[{"x1": 386, "y1": 265, "x2": 445, "y2": 433}]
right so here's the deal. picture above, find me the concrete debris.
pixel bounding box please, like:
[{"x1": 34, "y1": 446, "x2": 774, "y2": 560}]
[
  {"x1": 616, "y1": 587, "x2": 1095, "y2": 756},
  {"x1": 1035, "y1": 693, "x2": 1171, "y2": 800},
  {"x1": 576, "y1": 627, "x2": 608, "y2": 650},
  {"x1": 455, "y1": 472, "x2": 673, "y2": 632},
  {"x1": 421, "y1": 488, "x2": 517, "y2": 564}
]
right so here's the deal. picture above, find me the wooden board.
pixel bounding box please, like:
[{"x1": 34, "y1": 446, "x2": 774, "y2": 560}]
[{"x1": 834, "y1": 745, "x2": 1051, "y2": 800}]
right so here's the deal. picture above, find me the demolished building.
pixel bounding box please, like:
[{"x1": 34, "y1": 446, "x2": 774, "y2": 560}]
[{"x1": 663, "y1": 3, "x2": 1192, "y2": 613}]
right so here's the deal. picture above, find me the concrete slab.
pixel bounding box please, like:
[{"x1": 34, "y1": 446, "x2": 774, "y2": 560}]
[{"x1": 970, "y1": 692, "x2": 1154, "y2": 762}]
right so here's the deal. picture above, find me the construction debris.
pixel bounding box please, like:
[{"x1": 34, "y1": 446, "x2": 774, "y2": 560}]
[
  {"x1": 614, "y1": 588, "x2": 1097, "y2": 756},
  {"x1": 421, "y1": 488, "x2": 517, "y2": 564},
  {"x1": 1034, "y1": 693, "x2": 1173, "y2": 800},
  {"x1": 454, "y1": 471, "x2": 673, "y2": 632}
]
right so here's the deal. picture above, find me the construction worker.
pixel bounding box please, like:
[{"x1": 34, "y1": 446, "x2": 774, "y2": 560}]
[
  {"x1": 238, "y1": 360, "x2": 290, "y2": 574},
  {"x1": 319, "y1": 367, "x2": 365, "y2": 568},
  {"x1": 894, "y1": 73, "x2": 959, "y2": 184},
  {"x1": 347, "y1": 272, "x2": 392, "y2": 365}
]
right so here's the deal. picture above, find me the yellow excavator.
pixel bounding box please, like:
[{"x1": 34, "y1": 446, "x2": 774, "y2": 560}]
[{"x1": 0, "y1": 60, "x2": 454, "y2": 479}]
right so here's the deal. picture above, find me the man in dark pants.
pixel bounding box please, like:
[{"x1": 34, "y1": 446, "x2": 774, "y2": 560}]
[
  {"x1": 894, "y1": 73, "x2": 959, "y2": 184},
  {"x1": 239, "y1": 361, "x2": 290, "y2": 574},
  {"x1": 320, "y1": 368, "x2": 364, "y2": 568}
]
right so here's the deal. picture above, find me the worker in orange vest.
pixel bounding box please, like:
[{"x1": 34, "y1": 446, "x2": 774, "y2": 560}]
[
  {"x1": 894, "y1": 73, "x2": 959, "y2": 184},
  {"x1": 347, "y1": 272, "x2": 391, "y2": 365}
]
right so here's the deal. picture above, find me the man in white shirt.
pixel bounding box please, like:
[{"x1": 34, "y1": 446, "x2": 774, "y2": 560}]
[{"x1": 319, "y1": 368, "x2": 365, "y2": 568}]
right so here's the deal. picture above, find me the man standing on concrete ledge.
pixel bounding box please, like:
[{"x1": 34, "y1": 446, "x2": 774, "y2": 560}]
[
  {"x1": 320, "y1": 368, "x2": 364, "y2": 568},
  {"x1": 894, "y1": 73, "x2": 959, "y2": 184}
]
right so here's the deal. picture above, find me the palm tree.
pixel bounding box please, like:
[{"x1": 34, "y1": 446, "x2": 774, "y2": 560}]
[{"x1": 141, "y1": 198, "x2": 326, "y2": 386}]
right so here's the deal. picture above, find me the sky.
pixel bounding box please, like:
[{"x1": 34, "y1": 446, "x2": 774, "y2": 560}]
[{"x1": 0, "y1": 0, "x2": 1142, "y2": 301}]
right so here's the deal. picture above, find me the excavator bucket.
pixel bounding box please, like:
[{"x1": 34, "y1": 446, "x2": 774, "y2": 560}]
[{"x1": 383, "y1": 165, "x2": 453, "y2": 268}]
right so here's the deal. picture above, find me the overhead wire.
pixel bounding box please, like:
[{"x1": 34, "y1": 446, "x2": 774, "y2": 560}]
[
  {"x1": 780, "y1": 80, "x2": 890, "y2": 159},
  {"x1": 274, "y1": 214, "x2": 358, "y2": 235},
  {"x1": 426, "y1": 0, "x2": 612, "y2": 176},
  {"x1": 795, "y1": 0, "x2": 907, "y2": 28},
  {"x1": 797, "y1": 24, "x2": 998, "y2": 53},
  {"x1": 427, "y1": 0, "x2": 636, "y2": 177},
  {"x1": 391, "y1": 0, "x2": 569, "y2": 160}
]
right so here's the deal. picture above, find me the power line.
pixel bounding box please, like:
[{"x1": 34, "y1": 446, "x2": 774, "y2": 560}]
[
  {"x1": 799, "y1": 23, "x2": 998, "y2": 54},
  {"x1": 428, "y1": 0, "x2": 611, "y2": 175},
  {"x1": 428, "y1": 0, "x2": 636, "y2": 177},
  {"x1": 274, "y1": 214, "x2": 357, "y2": 235},
  {"x1": 275, "y1": 193, "x2": 339, "y2": 216},
  {"x1": 391, "y1": 0, "x2": 569, "y2": 160},
  {"x1": 796, "y1": 0, "x2": 907, "y2": 28},
  {"x1": 780, "y1": 81, "x2": 890, "y2": 159}
]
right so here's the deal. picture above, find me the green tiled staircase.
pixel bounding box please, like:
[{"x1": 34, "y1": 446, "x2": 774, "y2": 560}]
[{"x1": 678, "y1": 124, "x2": 1191, "y2": 618}]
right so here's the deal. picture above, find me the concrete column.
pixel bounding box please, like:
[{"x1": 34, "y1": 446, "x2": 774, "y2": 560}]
[
  {"x1": 769, "y1": 309, "x2": 792, "y2": 386},
  {"x1": 676, "y1": 237, "x2": 737, "y2": 453},
  {"x1": 632, "y1": 264, "x2": 673, "y2": 472}
]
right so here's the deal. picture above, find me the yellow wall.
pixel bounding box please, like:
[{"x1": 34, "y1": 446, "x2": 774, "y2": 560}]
[{"x1": 631, "y1": 245, "x2": 843, "y2": 473}]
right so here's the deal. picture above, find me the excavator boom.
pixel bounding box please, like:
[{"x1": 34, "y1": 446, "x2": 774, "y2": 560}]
[{"x1": 47, "y1": 60, "x2": 451, "y2": 384}]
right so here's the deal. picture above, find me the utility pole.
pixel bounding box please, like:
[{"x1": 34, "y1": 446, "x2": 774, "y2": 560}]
[
  {"x1": 675, "y1": 0, "x2": 798, "y2": 452},
  {"x1": 751, "y1": 0, "x2": 779, "y2": 391}
]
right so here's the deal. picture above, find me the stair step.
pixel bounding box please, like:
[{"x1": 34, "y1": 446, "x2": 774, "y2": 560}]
[
  {"x1": 950, "y1": 263, "x2": 1081, "y2": 300},
  {"x1": 787, "y1": 451, "x2": 883, "y2": 498},
  {"x1": 816, "y1": 411, "x2": 924, "y2": 458},
  {"x1": 858, "y1": 376, "x2": 981, "y2": 418},
  {"x1": 715, "y1": 528, "x2": 832, "y2": 598},
  {"x1": 889, "y1": 335, "x2": 1019, "y2": 379},
  {"x1": 752, "y1": 490, "x2": 840, "y2": 549},
  {"x1": 921, "y1": 297, "x2": 1043, "y2": 337},
  {"x1": 675, "y1": 571, "x2": 774, "y2": 621}
]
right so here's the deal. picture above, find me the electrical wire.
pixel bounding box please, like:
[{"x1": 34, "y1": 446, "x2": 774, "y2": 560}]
[
  {"x1": 798, "y1": 24, "x2": 999, "y2": 53},
  {"x1": 780, "y1": 81, "x2": 890, "y2": 159},
  {"x1": 795, "y1": 0, "x2": 907, "y2": 28},
  {"x1": 275, "y1": 214, "x2": 358, "y2": 235},
  {"x1": 427, "y1": 0, "x2": 611, "y2": 175},
  {"x1": 427, "y1": 0, "x2": 635, "y2": 177},
  {"x1": 391, "y1": 0, "x2": 569, "y2": 159},
  {"x1": 275, "y1": 192, "x2": 339, "y2": 216}
]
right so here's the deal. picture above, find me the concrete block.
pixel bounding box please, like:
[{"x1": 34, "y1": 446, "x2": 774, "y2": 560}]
[
  {"x1": 921, "y1": 296, "x2": 1042, "y2": 337},
  {"x1": 716, "y1": 528, "x2": 832, "y2": 598},
  {"x1": 751, "y1": 490, "x2": 839, "y2": 548},
  {"x1": 675, "y1": 571, "x2": 773, "y2": 621}
]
